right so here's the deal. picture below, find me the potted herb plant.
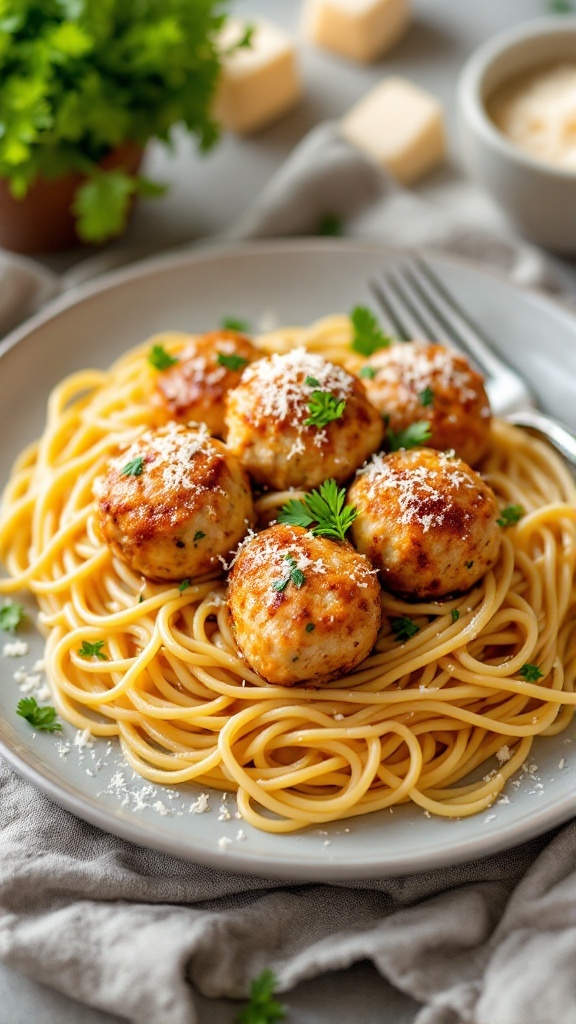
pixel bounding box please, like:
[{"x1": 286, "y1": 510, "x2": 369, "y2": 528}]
[{"x1": 0, "y1": 0, "x2": 233, "y2": 253}]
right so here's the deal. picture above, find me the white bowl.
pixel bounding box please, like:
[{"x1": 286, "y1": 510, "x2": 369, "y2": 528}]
[{"x1": 458, "y1": 18, "x2": 576, "y2": 253}]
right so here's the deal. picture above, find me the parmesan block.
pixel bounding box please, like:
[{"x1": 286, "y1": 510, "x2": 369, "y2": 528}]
[
  {"x1": 302, "y1": 0, "x2": 411, "y2": 64},
  {"x1": 214, "y1": 18, "x2": 302, "y2": 135},
  {"x1": 341, "y1": 77, "x2": 446, "y2": 184}
]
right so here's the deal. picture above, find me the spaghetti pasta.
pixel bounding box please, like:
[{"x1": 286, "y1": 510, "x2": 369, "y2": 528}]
[{"x1": 1, "y1": 315, "x2": 576, "y2": 833}]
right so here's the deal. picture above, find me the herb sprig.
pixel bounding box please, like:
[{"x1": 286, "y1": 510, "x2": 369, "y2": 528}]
[
  {"x1": 78, "y1": 640, "x2": 108, "y2": 660},
  {"x1": 388, "y1": 421, "x2": 432, "y2": 451},
  {"x1": 235, "y1": 969, "x2": 286, "y2": 1024},
  {"x1": 278, "y1": 479, "x2": 358, "y2": 542},
  {"x1": 520, "y1": 663, "x2": 544, "y2": 682},
  {"x1": 390, "y1": 616, "x2": 419, "y2": 642},
  {"x1": 217, "y1": 352, "x2": 249, "y2": 372},
  {"x1": 497, "y1": 505, "x2": 524, "y2": 528},
  {"x1": 305, "y1": 390, "x2": 346, "y2": 429},
  {"x1": 148, "y1": 344, "x2": 178, "y2": 371},
  {"x1": 17, "y1": 697, "x2": 61, "y2": 733},
  {"x1": 121, "y1": 456, "x2": 144, "y2": 477},
  {"x1": 350, "y1": 306, "x2": 392, "y2": 356},
  {"x1": 0, "y1": 602, "x2": 25, "y2": 634},
  {"x1": 272, "y1": 554, "x2": 306, "y2": 593}
]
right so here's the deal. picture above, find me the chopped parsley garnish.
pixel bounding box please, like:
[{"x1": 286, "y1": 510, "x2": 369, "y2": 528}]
[
  {"x1": 520, "y1": 663, "x2": 544, "y2": 682},
  {"x1": 497, "y1": 504, "x2": 524, "y2": 528},
  {"x1": 305, "y1": 375, "x2": 320, "y2": 388},
  {"x1": 235, "y1": 968, "x2": 286, "y2": 1024},
  {"x1": 0, "y1": 601, "x2": 25, "y2": 633},
  {"x1": 350, "y1": 306, "x2": 392, "y2": 356},
  {"x1": 390, "y1": 616, "x2": 419, "y2": 642},
  {"x1": 216, "y1": 352, "x2": 249, "y2": 372},
  {"x1": 221, "y1": 316, "x2": 251, "y2": 332},
  {"x1": 317, "y1": 213, "x2": 344, "y2": 237},
  {"x1": 77, "y1": 640, "x2": 108, "y2": 660},
  {"x1": 278, "y1": 478, "x2": 358, "y2": 542},
  {"x1": 138, "y1": 594, "x2": 144, "y2": 604},
  {"x1": 359, "y1": 365, "x2": 377, "y2": 380},
  {"x1": 179, "y1": 579, "x2": 191, "y2": 592},
  {"x1": 419, "y1": 386, "x2": 434, "y2": 407},
  {"x1": 17, "y1": 697, "x2": 62, "y2": 733},
  {"x1": 465, "y1": 560, "x2": 474, "y2": 569},
  {"x1": 231, "y1": 23, "x2": 255, "y2": 52},
  {"x1": 451, "y1": 608, "x2": 460, "y2": 623},
  {"x1": 148, "y1": 344, "x2": 178, "y2": 371},
  {"x1": 193, "y1": 531, "x2": 206, "y2": 542},
  {"x1": 387, "y1": 420, "x2": 432, "y2": 451},
  {"x1": 548, "y1": 0, "x2": 574, "y2": 11},
  {"x1": 305, "y1": 622, "x2": 315, "y2": 633},
  {"x1": 305, "y1": 390, "x2": 346, "y2": 429},
  {"x1": 272, "y1": 554, "x2": 306, "y2": 593},
  {"x1": 121, "y1": 456, "x2": 144, "y2": 477}
]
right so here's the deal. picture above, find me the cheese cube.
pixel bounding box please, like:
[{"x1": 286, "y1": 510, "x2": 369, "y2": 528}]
[
  {"x1": 341, "y1": 77, "x2": 446, "y2": 184},
  {"x1": 214, "y1": 19, "x2": 302, "y2": 135},
  {"x1": 302, "y1": 0, "x2": 411, "y2": 64}
]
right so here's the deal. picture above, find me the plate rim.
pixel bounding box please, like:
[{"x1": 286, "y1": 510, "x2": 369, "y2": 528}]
[{"x1": 1, "y1": 238, "x2": 575, "y2": 880}]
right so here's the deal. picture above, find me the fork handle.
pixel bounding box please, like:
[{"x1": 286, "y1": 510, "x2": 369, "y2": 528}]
[{"x1": 505, "y1": 410, "x2": 576, "y2": 468}]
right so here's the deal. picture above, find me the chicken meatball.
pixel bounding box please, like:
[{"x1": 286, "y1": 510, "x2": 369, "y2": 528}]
[
  {"x1": 94, "y1": 422, "x2": 254, "y2": 581},
  {"x1": 359, "y1": 342, "x2": 491, "y2": 467},
  {"x1": 348, "y1": 448, "x2": 501, "y2": 599},
  {"x1": 152, "y1": 329, "x2": 260, "y2": 438},
  {"x1": 225, "y1": 348, "x2": 384, "y2": 491},
  {"x1": 228, "y1": 523, "x2": 381, "y2": 686}
]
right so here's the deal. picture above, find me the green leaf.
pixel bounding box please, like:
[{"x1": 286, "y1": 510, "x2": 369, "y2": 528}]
[
  {"x1": 305, "y1": 622, "x2": 315, "y2": 633},
  {"x1": 121, "y1": 456, "x2": 144, "y2": 477},
  {"x1": 221, "y1": 316, "x2": 251, "y2": 332},
  {"x1": 217, "y1": 352, "x2": 249, "y2": 372},
  {"x1": 0, "y1": 601, "x2": 25, "y2": 633},
  {"x1": 451, "y1": 608, "x2": 460, "y2": 623},
  {"x1": 419, "y1": 386, "x2": 434, "y2": 407},
  {"x1": 179, "y1": 579, "x2": 191, "y2": 592},
  {"x1": 359, "y1": 365, "x2": 377, "y2": 380},
  {"x1": 73, "y1": 171, "x2": 136, "y2": 244},
  {"x1": 390, "y1": 616, "x2": 419, "y2": 642},
  {"x1": 47, "y1": 23, "x2": 93, "y2": 60},
  {"x1": 520, "y1": 663, "x2": 544, "y2": 682},
  {"x1": 304, "y1": 391, "x2": 346, "y2": 429},
  {"x1": 236, "y1": 969, "x2": 286, "y2": 1024},
  {"x1": 148, "y1": 344, "x2": 179, "y2": 371},
  {"x1": 317, "y1": 213, "x2": 343, "y2": 237},
  {"x1": 388, "y1": 421, "x2": 432, "y2": 451},
  {"x1": 497, "y1": 504, "x2": 524, "y2": 528},
  {"x1": 350, "y1": 306, "x2": 392, "y2": 356},
  {"x1": 193, "y1": 531, "x2": 205, "y2": 542},
  {"x1": 17, "y1": 697, "x2": 62, "y2": 732},
  {"x1": 78, "y1": 639, "x2": 108, "y2": 660},
  {"x1": 278, "y1": 479, "x2": 358, "y2": 543}
]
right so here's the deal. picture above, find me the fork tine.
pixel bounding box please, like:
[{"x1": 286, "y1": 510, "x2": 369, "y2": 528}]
[
  {"x1": 382, "y1": 269, "x2": 459, "y2": 350},
  {"x1": 368, "y1": 278, "x2": 413, "y2": 340}
]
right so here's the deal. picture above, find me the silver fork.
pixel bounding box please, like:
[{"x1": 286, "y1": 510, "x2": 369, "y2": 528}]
[{"x1": 370, "y1": 257, "x2": 576, "y2": 468}]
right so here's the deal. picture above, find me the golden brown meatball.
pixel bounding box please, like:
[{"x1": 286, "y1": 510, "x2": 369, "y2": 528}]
[
  {"x1": 94, "y1": 423, "x2": 254, "y2": 581},
  {"x1": 359, "y1": 342, "x2": 491, "y2": 467},
  {"x1": 152, "y1": 329, "x2": 260, "y2": 438},
  {"x1": 228, "y1": 523, "x2": 381, "y2": 686},
  {"x1": 348, "y1": 448, "x2": 501, "y2": 599},
  {"x1": 225, "y1": 348, "x2": 384, "y2": 491}
]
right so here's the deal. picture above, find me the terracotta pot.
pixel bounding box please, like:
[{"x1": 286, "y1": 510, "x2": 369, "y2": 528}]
[{"x1": 0, "y1": 141, "x2": 144, "y2": 255}]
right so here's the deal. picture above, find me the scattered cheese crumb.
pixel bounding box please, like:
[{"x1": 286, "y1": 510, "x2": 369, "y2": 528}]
[
  {"x1": 218, "y1": 836, "x2": 232, "y2": 851},
  {"x1": 74, "y1": 728, "x2": 93, "y2": 750},
  {"x1": 190, "y1": 793, "x2": 210, "y2": 814},
  {"x1": 3, "y1": 640, "x2": 28, "y2": 657},
  {"x1": 236, "y1": 829, "x2": 246, "y2": 841},
  {"x1": 152, "y1": 801, "x2": 170, "y2": 816},
  {"x1": 496, "y1": 745, "x2": 512, "y2": 765},
  {"x1": 559, "y1": 757, "x2": 566, "y2": 770}
]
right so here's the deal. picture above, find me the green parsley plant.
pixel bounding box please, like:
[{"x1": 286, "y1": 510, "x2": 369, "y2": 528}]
[
  {"x1": 17, "y1": 697, "x2": 62, "y2": 732},
  {"x1": 350, "y1": 306, "x2": 392, "y2": 356},
  {"x1": 278, "y1": 478, "x2": 358, "y2": 542},
  {"x1": 235, "y1": 969, "x2": 286, "y2": 1024}
]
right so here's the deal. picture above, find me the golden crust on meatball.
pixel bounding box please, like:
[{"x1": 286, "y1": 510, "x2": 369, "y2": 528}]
[
  {"x1": 348, "y1": 448, "x2": 501, "y2": 600},
  {"x1": 359, "y1": 342, "x2": 491, "y2": 467},
  {"x1": 94, "y1": 423, "x2": 254, "y2": 581},
  {"x1": 152, "y1": 330, "x2": 260, "y2": 438},
  {"x1": 225, "y1": 348, "x2": 385, "y2": 491},
  {"x1": 228, "y1": 524, "x2": 382, "y2": 686}
]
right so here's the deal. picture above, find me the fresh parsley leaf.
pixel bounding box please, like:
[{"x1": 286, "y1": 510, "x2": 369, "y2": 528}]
[
  {"x1": 388, "y1": 421, "x2": 432, "y2": 451},
  {"x1": 225, "y1": 23, "x2": 255, "y2": 55},
  {"x1": 216, "y1": 352, "x2": 249, "y2": 372},
  {"x1": 17, "y1": 697, "x2": 62, "y2": 732},
  {"x1": 391, "y1": 616, "x2": 419, "y2": 642},
  {"x1": 305, "y1": 391, "x2": 346, "y2": 429},
  {"x1": 419, "y1": 386, "x2": 434, "y2": 407},
  {"x1": 350, "y1": 306, "x2": 392, "y2": 356},
  {"x1": 138, "y1": 594, "x2": 144, "y2": 604},
  {"x1": 277, "y1": 478, "x2": 358, "y2": 543},
  {"x1": 465, "y1": 560, "x2": 474, "y2": 569},
  {"x1": 193, "y1": 531, "x2": 206, "y2": 542},
  {"x1": 121, "y1": 456, "x2": 144, "y2": 477},
  {"x1": 0, "y1": 601, "x2": 25, "y2": 633},
  {"x1": 520, "y1": 663, "x2": 544, "y2": 682},
  {"x1": 451, "y1": 608, "x2": 460, "y2": 623},
  {"x1": 497, "y1": 504, "x2": 524, "y2": 528},
  {"x1": 305, "y1": 375, "x2": 320, "y2": 388},
  {"x1": 148, "y1": 344, "x2": 179, "y2": 371},
  {"x1": 271, "y1": 577, "x2": 289, "y2": 593},
  {"x1": 77, "y1": 639, "x2": 108, "y2": 660},
  {"x1": 317, "y1": 213, "x2": 343, "y2": 237},
  {"x1": 359, "y1": 365, "x2": 377, "y2": 380},
  {"x1": 73, "y1": 170, "x2": 136, "y2": 244},
  {"x1": 179, "y1": 579, "x2": 191, "y2": 592},
  {"x1": 221, "y1": 317, "x2": 251, "y2": 332},
  {"x1": 236, "y1": 969, "x2": 286, "y2": 1024},
  {"x1": 305, "y1": 622, "x2": 315, "y2": 633},
  {"x1": 548, "y1": 0, "x2": 574, "y2": 11}
]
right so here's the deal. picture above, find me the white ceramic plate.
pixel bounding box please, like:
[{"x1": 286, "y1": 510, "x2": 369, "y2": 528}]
[{"x1": 1, "y1": 240, "x2": 576, "y2": 881}]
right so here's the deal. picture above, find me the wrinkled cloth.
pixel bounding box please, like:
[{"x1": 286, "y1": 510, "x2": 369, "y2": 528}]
[{"x1": 1, "y1": 122, "x2": 576, "y2": 1024}]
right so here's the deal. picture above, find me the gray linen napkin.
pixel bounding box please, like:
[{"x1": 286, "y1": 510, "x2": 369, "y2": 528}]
[{"x1": 1, "y1": 122, "x2": 576, "y2": 1024}]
